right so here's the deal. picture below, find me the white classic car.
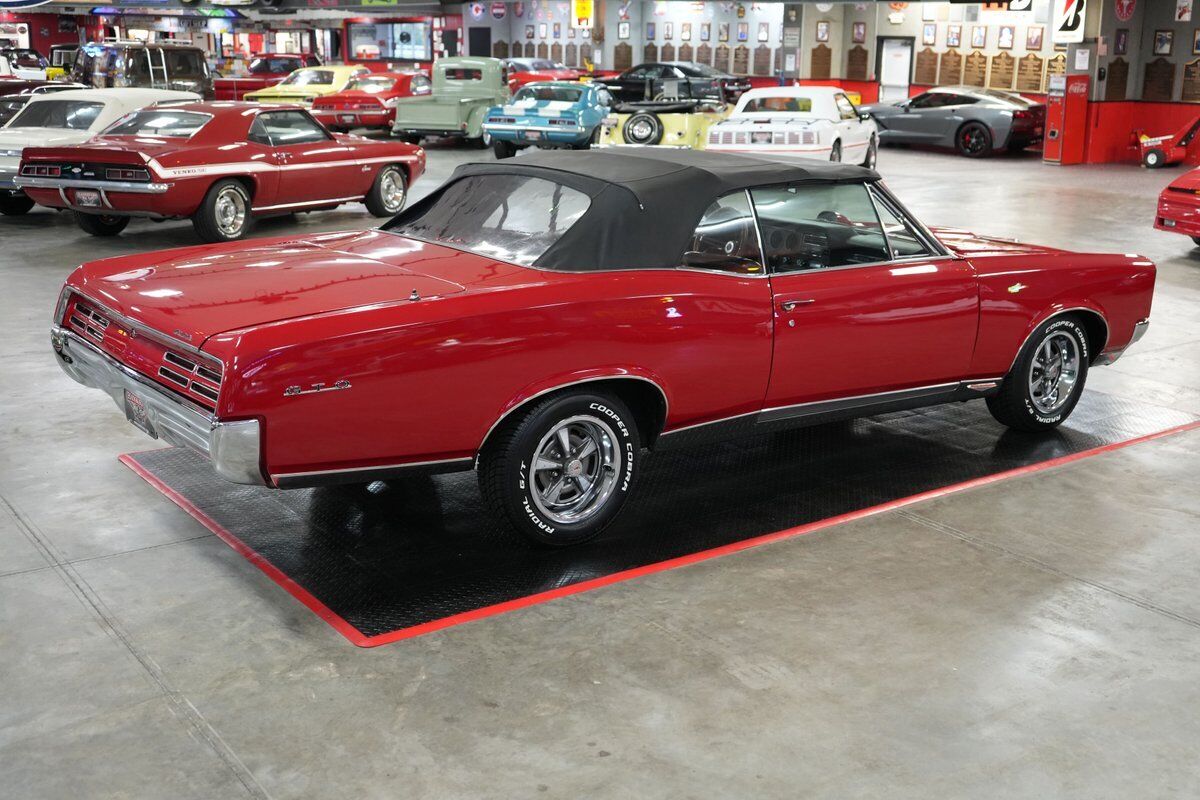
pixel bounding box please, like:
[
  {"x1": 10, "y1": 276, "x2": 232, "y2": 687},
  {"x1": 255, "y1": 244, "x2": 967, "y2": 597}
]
[
  {"x1": 0, "y1": 53, "x2": 46, "y2": 82},
  {"x1": 704, "y1": 85, "x2": 878, "y2": 168},
  {"x1": 0, "y1": 87, "x2": 198, "y2": 216}
]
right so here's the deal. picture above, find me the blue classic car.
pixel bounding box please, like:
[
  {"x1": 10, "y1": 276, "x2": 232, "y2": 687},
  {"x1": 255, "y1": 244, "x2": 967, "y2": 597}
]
[{"x1": 483, "y1": 81, "x2": 612, "y2": 159}]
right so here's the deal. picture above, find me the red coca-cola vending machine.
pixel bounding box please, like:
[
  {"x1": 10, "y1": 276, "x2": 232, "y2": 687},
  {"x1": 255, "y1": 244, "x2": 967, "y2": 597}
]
[{"x1": 1043, "y1": 73, "x2": 1089, "y2": 165}]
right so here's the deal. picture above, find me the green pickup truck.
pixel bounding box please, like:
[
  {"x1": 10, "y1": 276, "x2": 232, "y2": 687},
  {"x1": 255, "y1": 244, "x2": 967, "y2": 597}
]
[{"x1": 392, "y1": 56, "x2": 510, "y2": 144}]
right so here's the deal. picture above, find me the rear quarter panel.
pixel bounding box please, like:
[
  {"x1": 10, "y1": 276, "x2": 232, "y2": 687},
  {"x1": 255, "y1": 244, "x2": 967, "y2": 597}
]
[{"x1": 969, "y1": 252, "x2": 1156, "y2": 375}]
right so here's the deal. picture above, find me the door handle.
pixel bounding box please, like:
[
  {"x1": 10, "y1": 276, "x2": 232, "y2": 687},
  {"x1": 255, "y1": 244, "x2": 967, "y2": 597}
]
[{"x1": 780, "y1": 299, "x2": 815, "y2": 312}]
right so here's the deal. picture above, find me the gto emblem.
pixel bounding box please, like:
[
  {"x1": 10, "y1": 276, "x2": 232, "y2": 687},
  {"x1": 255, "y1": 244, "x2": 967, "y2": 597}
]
[
  {"x1": 284, "y1": 380, "x2": 351, "y2": 396},
  {"x1": 173, "y1": 328, "x2": 193, "y2": 341},
  {"x1": 1007, "y1": 283, "x2": 1027, "y2": 294}
]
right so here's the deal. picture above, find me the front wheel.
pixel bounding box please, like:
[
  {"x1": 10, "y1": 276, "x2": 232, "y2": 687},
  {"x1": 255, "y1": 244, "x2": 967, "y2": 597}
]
[
  {"x1": 1143, "y1": 148, "x2": 1166, "y2": 168},
  {"x1": 479, "y1": 391, "x2": 642, "y2": 547},
  {"x1": 74, "y1": 211, "x2": 129, "y2": 237},
  {"x1": 192, "y1": 179, "x2": 253, "y2": 243},
  {"x1": 987, "y1": 315, "x2": 1090, "y2": 432},
  {"x1": 0, "y1": 194, "x2": 35, "y2": 215},
  {"x1": 957, "y1": 122, "x2": 993, "y2": 158},
  {"x1": 492, "y1": 139, "x2": 517, "y2": 159},
  {"x1": 364, "y1": 164, "x2": 408, "y2": 217}
]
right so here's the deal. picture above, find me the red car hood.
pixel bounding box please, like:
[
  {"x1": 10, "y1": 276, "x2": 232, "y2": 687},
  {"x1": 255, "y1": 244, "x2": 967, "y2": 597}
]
[
  {"x1": 931, "y1": 226, "x2": 1067, "y2": 257},
  {"x1": 66, "y1": 232, "x2": 475, "y2": 348},
  {"x1": 1164, "y1": 168, "x2": 1200, "y2": 192}
]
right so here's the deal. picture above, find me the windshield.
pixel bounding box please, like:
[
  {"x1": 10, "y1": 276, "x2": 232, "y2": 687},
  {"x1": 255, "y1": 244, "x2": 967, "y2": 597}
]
[
  {"x1": 249, "y1": 57, "x2": 301, "y2": 75},
  {"x1": 3, "y1": 49, "x2": 47, "y2": 69},
  {"x1": 741, "y1": 96, "x2": 813, "y2": 113},
  {"x1": 8, "y1": 100, "x2": 103, "y2": 130},
  {"x1": 982, "y1": 88, "x2": 1034, "y2": 107},
  {"x1": 347, "y1": 76, "x2": 396, "y2": 93},
  {"x1": 530, "y1": 60, "x2": 557, "y2": 70},
  {"x1": 0, "y1": 97, "x2": 26, "y2": 126},
  {"x1": 104, "y1": 110, "x2": 211, "y2": 138},
  {"x1": 386, "y1": 174, "x2": 591, "y2": 267},
  {"x1": 514, "y1": 85, "x2": 583, "y2": 103},
  {"x1": 280, "y1": 69, "x2": 334, "y2": 87}
]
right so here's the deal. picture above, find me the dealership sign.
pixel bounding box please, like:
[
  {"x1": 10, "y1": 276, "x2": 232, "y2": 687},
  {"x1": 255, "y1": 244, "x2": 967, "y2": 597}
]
[
  {"x1": 1053, "y1": 0, "x2": 1086, "y2": 44},
  {"x1": 0, "y1": 0, "x2": 53, "y2": 7}
]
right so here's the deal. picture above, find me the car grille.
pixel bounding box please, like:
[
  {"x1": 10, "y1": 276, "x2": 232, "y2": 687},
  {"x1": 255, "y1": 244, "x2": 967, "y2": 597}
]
[{"x1": 64, "y1": 295, "x2": 222, "y2": 410}]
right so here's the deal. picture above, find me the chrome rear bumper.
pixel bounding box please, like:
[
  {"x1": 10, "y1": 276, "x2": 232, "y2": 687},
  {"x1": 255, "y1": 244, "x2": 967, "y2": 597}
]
[
  {"x1": 1094, "y1": 317, "x2": 1150, "y2": 366},
  {"x1": 50, "y1": 326, "x2": 267, "y2": 486}
]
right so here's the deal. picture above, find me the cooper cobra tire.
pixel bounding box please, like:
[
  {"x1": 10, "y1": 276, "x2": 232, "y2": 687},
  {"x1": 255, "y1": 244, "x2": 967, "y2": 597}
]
[
  {"x1": 192, "y1": 179, "x2": 253, "y2": 243},
  {"x1": 364, "y1": 164, "x2": 408, "y2": 217},
  {"x1": 73, "y1": 211, "x2": 129, "y2": 237},
  {"x1": 956, "y1": 121, "x2": 993, "y2": 158},
  {"x1": 987, "y1": 315, "x2": 1090, "y2": 432},
  {"x1": 479, "y1": 391, "x2": 642, "y2": 547},
  {"x1": 0, "y1": 194, "x2": 35, "y2": 215},
  {"x1": 493, "y1": 139, "x2": 517, "y2": 159},
  {"x1": 1143, "y1": 148, "x2": 1165, "y2": 168},
  {"x1": 622, "y1": 112, "x2": 664, "y2": 145}
]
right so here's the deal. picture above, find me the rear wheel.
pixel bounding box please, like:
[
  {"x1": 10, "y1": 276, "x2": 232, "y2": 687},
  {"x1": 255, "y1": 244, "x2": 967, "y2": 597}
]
[
  {"x1": 987, "y1": 315, "x2": 1090, "y2": 432},
  {"x1": 192, "y1": 179, "x2": 253, "y2": 243},
  {"x1": 0, "y1": 194, "x2": 34, "y2": 215},
  {"x1": 479, "y1": 391, "x2": 641, "y2": 547},
  {"x1": 364, "y1": 164, "x2": 408, "y2": 217},
  {"x1": 493, "y1": 139, "x2": 517, "y2": 159},
  {"x1": 860, "y1": 135, "x2": 877, "y2": 169},
  {"x1": 830, "y1": 140, "x2": 842, "y2": 162},
  {"x1": 957, "y1": 122, "x2": 993, "y2": 158},
  {"x1": 74, "y1": 211, "x2": 129, "y2": 237}
]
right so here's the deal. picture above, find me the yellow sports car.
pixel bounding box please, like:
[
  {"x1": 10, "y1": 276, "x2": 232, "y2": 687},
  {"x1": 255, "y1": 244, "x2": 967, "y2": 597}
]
[
  {"x1": 244, "y1": 64, "x2": 369, "y2": 106},
  {"x1": 598, "y1": 99, "x2": 730, "y2": 149}
]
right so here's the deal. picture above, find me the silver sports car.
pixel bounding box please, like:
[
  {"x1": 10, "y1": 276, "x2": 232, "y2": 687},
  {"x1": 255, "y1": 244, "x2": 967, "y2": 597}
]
[{"x1": 860, "y1": 85, "x2": 1045, "y2": 158}]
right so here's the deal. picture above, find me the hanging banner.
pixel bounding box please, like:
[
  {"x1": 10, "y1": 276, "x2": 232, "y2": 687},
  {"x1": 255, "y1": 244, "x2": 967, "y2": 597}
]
[
  {"x1": 571, "y1": 0, "x2": 593, "y2": 29},
  {"x1": 1053, "y1": 0, "x2": 1086, "y2": 44}
]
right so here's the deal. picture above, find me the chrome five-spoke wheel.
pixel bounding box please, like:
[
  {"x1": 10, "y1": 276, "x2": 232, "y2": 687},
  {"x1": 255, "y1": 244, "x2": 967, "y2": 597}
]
[
  {"x1": 379, "y1": 168, "x2": 406, "y2": 213},
  {"x1": 1028, "y1": 331, "x2": 1080, "y2": 415},
  {"x1": 215, "y1": 185, "x2": 247, "y2": 238},
  {"x1": 529, "y1": 415, "x2": 622, "y2": 526}
]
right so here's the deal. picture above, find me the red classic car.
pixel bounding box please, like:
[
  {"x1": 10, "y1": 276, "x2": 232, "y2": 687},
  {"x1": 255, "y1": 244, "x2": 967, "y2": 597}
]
[
  {"x1": 16, "y1": 100, "x2": 424, "y2": 242},
  {"x1": 311, "y1": 71, "x2": 433, "y2": 133},
  {"x1": 1154, "y1": 167, "x2": 1200, "y2": 245},
  {"x1": 504, "y1": 58, "x2": 582, "y2": 92},
  {"x1": 212, "y1": 53, "x2": 321, "y2": 101},
  {"x1": 49, "y1": 150, "x2": 1154, "y2": 546}
]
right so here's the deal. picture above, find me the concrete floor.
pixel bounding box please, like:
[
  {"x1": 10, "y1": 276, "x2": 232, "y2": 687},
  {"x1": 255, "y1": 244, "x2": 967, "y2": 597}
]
[{"x1": 2, "y1": 143, "x2": 1200, "y2": 799}]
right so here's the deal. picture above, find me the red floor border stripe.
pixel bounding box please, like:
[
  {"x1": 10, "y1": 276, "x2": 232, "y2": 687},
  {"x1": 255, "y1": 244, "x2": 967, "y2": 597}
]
[{"x1": 121, "y1": 418, "x2": 1200, "y2": 648}]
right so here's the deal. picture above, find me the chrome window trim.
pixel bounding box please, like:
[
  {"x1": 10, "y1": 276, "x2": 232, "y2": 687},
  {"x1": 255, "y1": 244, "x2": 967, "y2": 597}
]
[{"x1": 871, "y1": 182, "x2": 950, "y2": 257}]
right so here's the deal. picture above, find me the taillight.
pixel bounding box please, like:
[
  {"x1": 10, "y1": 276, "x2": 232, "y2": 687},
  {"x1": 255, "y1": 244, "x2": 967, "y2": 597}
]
[
  {"x1": 106, "y1": 168, "x2": 151, "y2": 182},
  {"x1": 20, "y1": 164, "x2": 61, "y2": 177}
]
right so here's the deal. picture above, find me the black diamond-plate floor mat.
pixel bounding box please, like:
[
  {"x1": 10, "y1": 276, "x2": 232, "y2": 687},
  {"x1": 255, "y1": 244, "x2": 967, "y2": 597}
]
[{"x1": 121, "y1": 392, "x2": 1199, "y2": 646}]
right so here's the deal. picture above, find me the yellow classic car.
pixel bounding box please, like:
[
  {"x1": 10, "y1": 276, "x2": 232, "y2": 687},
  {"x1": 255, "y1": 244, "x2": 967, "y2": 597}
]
[
  {"x1": 598, "y1": 99, "x2": 730, "y2": 149},
  {"x1": 244, "y1": 64, "x2": 369, "y2": 106}
]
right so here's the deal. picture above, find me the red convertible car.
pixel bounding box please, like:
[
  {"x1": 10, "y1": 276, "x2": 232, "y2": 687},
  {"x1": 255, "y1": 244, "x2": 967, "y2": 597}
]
[
  {"x1": 212, "y1": 53, "x2": 321, "y2": 101},
  {"x1": 16, "y1": 100, "x2": 424, "y2": 242},
  {"x1": 311, "y1": 71, "x2": 433, "y2": 133},
  {"x1": 48, "y1": 150, "x2": 1154, "y2": 546}
]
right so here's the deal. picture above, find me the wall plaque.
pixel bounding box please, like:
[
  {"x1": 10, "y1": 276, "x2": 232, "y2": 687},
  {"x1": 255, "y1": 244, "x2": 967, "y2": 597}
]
[
  {"x1": 1183, "y1": 59, "x2": 1200, "y2": 103},
  {"x1": 914, "y1": 47, "x2": 938, "y2": 85},
  {"x1": 679, "y1": 43, "x2": 693, "y2": 62},
  {"x1": 1103, "y1": 57, "x2": 1128, "y2": 101},
  {"x1": 1015, "y1": 53, "x2": 1044, "y2": 92},
  {"x1": 511, "y1": 41, "x2": 525, "y2": 58},
  {"x1": 715, "y1": 44, "x2": 731, "y2": 72},
  {"x1": 1046, "y1": 53, "x2": 1065, "y2": 79},
  {"x1": 536, "y1": 42, "x2": 549, "y2": 59},
  {"x1": 697, "y1": 43, "x2": 713, "y2": 65},
  {"x1": 963, "y1": 51, "x2": 987, "y2": 86},
  {"x1": 565, "y1": 42, "x2": 578, "y2": 67},
  {"x1": 492, "y1": 41, "x2": 509, "y2": 59},
  {"x1": 776, "y1": 46, "x2": 784, "y2": 73},
  {"x1": 753, "y1": 45, "x2": 772, "y2": 76},
  {"x1": 846, "y1": 45, "x2": 869, "y2": 81},
  {"x1": 938, "y1": 49, "x2": 963, "y2": 83},
  {"x1": 733, "y1": 45, "x2": 750, "y2": 75},
  {"x1": 613, "y1": 42, "x2": 631, "y2": 70},
  {"x1": 644, "y1": 43, "x2": 658, "y2": 63},
  {"x1": 988, "y1": 51, "x2": 1014, "y2": 89},
  {"x1": 662, "y1": 43, "x2": 676, "y2": 61},
  {"x1": 810, "y1": 43, "x2": 832, "y2": 80},
  {"x1": 550, "y1": 43, "x2": 562, "y2": 62},
  {"x1": 1143, "y1": 58, "x2": 1175, "y2": 102},
  {"x1": 580, "y1": 43, "x2": 593, "y2": 65}
]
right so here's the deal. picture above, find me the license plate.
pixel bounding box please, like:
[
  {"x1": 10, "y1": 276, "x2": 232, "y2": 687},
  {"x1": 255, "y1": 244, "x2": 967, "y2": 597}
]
[
  {"x1": 75, "y1": 189, "x2": 101, "y2": 208},
  {"x1": 340, "y1": 114, "x2": 356, "y2": 124},
  {"x1": 124, "y1": 389, "x2": 157, "y2": 438},
  {"x1": 524, "y1": 130, "x2": 542, "y2": 140}
]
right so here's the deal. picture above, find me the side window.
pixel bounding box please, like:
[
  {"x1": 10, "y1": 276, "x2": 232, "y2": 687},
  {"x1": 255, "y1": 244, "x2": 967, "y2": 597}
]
[
  {"x1": 256, "y1": 111, "x2": 329, "y2": 146},
  {"x1": 871, "y1": 189, "x2": 934, "y2": 259},
  {"x1": 247, "y1": 116, "x2": 271, "y2": 145},
  {"x1": 949, "y1": 94, "x2": 979, "y2": 106},
  {"x1": 834, "y1": 93, "x2": 857, "y2": 120},
  {"x1": 683, "y1": 191, "x2": 763, "y2": 275},
  {"x1": 909, "y1": 92, "x2": 946, "y2": 109},
  {"x1": 749, "y1": 183, "x2": 889, "y2": 272},
  {"x1": 411, "y1": 75, "x2": 432, "y2": 95}
]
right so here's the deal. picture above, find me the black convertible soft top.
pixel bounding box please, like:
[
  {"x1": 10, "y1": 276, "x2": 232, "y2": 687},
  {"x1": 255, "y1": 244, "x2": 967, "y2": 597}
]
[{"x1": 393, "y1": 148, "x2": 879, "y2": 271}]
